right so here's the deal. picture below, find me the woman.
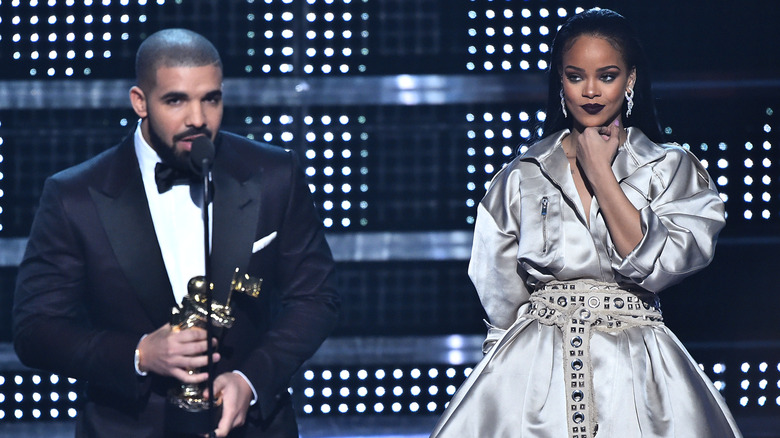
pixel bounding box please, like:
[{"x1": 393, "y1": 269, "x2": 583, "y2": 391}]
[{"x1": 430, "y1": 9, "x2": 741, "y2": 438}]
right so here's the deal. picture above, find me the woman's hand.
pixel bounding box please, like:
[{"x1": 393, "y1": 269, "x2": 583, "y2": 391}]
[{"x1": 575, "y1": 120, "x2": 621, "y2": 181}]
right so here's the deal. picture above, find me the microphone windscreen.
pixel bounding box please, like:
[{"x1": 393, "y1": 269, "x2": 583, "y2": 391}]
[{"x1": 190, "y1": 136, "x2": 215, "y2": 175}]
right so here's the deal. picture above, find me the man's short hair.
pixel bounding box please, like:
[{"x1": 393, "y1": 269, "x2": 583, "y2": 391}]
[{"x1": 135, "y1": 28, "x2": 222, "y2": 91}]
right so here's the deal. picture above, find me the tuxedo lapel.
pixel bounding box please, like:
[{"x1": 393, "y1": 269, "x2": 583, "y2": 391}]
[
  {"x1": 210, "y1": 136, "x2": 263, "y2": 302},
  {"x1": 89, "y1": 136, "x2": 176, "y2": 327}
]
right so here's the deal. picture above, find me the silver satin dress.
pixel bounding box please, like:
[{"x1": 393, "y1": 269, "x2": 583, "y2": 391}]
[{"x1": 431, "y1": 128, "x2": 742, "y2": 437}]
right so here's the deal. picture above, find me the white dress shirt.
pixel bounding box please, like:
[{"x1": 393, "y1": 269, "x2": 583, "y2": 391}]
[
  {"x1": 131, "y1": 123, "x2": 258, "y2": 405},
  {"x1": 134, "y1": 124, "x2": 207, "y2": 305}
]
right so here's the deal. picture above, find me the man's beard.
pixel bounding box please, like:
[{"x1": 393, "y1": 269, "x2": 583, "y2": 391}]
[{"x1": 147, "y1": 122, "x2": 212, "y2": 175}]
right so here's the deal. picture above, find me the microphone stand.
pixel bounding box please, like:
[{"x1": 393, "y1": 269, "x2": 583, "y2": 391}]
[{"x1": 198, "y1": 158, "x2": 216, "y2": 438}]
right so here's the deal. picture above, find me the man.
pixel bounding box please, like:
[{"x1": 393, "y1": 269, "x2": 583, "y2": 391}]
[{"x1": 13, "y1": 28, "x2": 340, "y2": 437}]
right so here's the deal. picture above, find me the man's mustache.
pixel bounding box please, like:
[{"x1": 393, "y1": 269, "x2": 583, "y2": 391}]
[{"x1": 173, "y1": 128, "x2": 212, "y2": 143}]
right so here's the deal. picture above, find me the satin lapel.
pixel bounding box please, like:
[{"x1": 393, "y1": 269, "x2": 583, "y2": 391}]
[
  {"x1": 524, "y1": 130, "x2": 589, "y2": 224},
  {"x1": 612, "y1": 128, "x2": 665, "y2": 183},
  {"x1": 89, "y1": 138, "x2": 176, "y2": 327},
  {"x1": 210, "y1": 138, "x2": 262, "y2": 302}
]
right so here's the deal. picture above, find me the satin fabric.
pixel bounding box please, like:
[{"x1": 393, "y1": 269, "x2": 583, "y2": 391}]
[{"x1": 430, "y1": 129, "x2": 741, "y2": 437}]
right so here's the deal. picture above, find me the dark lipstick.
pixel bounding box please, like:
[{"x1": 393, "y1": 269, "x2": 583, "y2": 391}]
[{"x1": 581, "y1": 104, "x2": 604, "y2": 115}]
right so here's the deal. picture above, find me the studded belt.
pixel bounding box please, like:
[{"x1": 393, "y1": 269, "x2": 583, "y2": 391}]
[{"x1": 527, "y1": 281, "x2": 663, "y2": 438}]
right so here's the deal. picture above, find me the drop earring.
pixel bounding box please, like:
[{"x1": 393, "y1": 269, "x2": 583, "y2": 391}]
[
  {"x1": 625, "y1": 88, "x2": 634, "y2": 117},
  {"x1": 560, "y1": 89, "x2": 567, "y2": 118}
]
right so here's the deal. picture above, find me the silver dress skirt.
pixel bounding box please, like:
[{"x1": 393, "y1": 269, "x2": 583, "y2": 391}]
[{"x1": 430, "y1": 281, "x2": 742, "y2": 438}]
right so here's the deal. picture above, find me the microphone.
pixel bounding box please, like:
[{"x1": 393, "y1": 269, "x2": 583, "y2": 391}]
[
  {"x1": 190, "y1": 136, "x2": 215, "y2": 176},
  {"x1": 189, "y1": 135, "x2": 216, "y2": 427}
]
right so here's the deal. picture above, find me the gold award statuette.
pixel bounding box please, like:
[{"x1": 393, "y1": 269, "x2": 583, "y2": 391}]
[{"x1": 165, "y1": 268, "x2": 263, "y2": 435}]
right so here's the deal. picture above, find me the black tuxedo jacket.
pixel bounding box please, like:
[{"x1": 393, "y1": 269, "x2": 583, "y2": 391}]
[{"x1": 13, "y1": 131, "x2": 340, "y2": 437}]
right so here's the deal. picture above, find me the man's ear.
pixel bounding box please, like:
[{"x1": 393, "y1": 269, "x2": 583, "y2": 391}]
[{"x1": 129, "y1": 86, "x2": 148, "y2": 118}]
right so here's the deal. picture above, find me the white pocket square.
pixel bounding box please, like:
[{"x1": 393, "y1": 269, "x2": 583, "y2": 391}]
[{"x1": 252, "y1": 231, "x2": 278, "y2": 253}]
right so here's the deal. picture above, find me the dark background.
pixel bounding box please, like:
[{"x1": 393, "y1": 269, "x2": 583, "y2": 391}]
[{"x1": 0, "y1": 0, "x2": 778, "y2": 428}]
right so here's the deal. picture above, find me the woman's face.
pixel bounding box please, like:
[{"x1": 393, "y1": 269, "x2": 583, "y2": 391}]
[{"x1": 560, "y1": 35, "x2": 636, "y2": 130}]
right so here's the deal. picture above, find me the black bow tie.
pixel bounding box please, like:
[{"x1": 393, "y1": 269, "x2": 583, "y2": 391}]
[{"x1": 154, "y1": 162, "x2": 195, "y2": 194}]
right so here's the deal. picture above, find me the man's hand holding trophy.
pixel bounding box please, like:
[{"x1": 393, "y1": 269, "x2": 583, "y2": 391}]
[{"x1": 164, "y1": 268, "x2": 263, "y2": 435}]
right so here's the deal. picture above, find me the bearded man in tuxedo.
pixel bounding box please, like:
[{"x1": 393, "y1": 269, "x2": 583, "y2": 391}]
[{"x1": 13, "y1": 28, "x2": 340, "y2": 438}]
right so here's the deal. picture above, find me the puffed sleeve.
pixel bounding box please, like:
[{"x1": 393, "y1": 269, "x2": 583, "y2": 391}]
[
  {"x1": 468, "y1": 165, "x2": 532, "y2": 330},
  {"x1": 611, "y1": 147, "x2": 726, "y2": 291}
]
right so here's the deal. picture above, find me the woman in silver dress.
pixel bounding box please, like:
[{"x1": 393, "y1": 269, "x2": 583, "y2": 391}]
[{"x1": 431, "y1": 8, "x2": 742, "y2": 438}]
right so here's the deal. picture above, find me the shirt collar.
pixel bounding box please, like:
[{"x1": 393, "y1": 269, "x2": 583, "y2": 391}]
[{"x1": 133, "y1": 120, "x2": 163, "y2": 176}]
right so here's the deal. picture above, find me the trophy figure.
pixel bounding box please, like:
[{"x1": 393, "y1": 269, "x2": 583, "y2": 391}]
[{"x1": 165, "y1": 268, "x2": 263, "y2": 435}]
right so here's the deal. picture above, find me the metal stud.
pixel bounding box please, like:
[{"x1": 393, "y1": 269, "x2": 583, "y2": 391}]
[
  {"x1": 572, "y1": 390, "x2": 584, "y2": 402},
  {"x1": 571, "y1": 336, "x2": 583, "y2": 348},
  {"x1": 614, "y1": 297, "x2": 624, "y2": 309},
  {"x1": 571, "y1": 359, "x2": 583, "y2": 371}
]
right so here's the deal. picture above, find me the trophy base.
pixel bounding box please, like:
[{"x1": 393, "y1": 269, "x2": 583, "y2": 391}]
[{"x1": 165, "y1": 397, "x2": 222, "y2": 435}]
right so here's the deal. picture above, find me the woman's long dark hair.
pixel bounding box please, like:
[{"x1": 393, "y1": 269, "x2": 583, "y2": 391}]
[{"x1": 539, "y1": 8, "x2": 663, "y2": 143}]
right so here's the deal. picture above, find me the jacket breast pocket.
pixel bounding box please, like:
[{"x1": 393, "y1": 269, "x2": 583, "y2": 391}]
[{"x1": 517, "y1": 192, "x2": 563, "y2": 272}]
